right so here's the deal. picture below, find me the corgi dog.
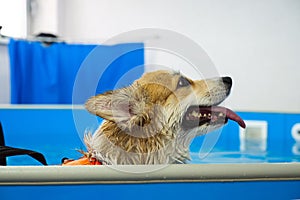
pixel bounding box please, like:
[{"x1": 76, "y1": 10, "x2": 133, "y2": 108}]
[{"x1": 65, "y1": 70, "x2": 245, "y2": 165}]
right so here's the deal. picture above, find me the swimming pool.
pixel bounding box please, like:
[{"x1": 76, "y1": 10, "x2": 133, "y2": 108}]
[{"x1": 0, "y1": 106, "x2": 299, "y2": 199}]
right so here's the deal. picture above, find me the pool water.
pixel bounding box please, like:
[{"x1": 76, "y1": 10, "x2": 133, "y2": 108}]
[
  {"x1": 1, "y1": 107, "x2": 300, "y2": 200},
  {"x1": 1, "y1": 107, "x2": 300, "y2": 165},
  {"x1": 7, "y1": 149, "x2": 300, "y2": 166},
  {"x1": 190, "y1": 150, "x2": 300, "y2": 164},
  {"x1": 6, "y1": 137, "x2": 300, "y2": 165}
]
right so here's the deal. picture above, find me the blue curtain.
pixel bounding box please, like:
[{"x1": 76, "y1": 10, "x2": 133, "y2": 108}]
[{"x1": 8, "y1": 39, "x2": 144, "y2": 104}]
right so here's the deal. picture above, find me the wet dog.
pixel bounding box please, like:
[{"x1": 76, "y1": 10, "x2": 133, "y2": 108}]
[{"x1": 71, "y1": 70, "x2": 245, "y2": 165}]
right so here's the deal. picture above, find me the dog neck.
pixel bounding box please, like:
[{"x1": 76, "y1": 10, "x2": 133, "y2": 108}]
[
  {"x1": 101, "y1": 120, "x2": 175, "y2": 154},
  {"x1": 84, "y1": 119, "x2": 193, "y2": 164}
]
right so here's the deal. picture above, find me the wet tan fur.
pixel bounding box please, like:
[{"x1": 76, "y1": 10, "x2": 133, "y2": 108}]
[{"x1": 84, "y1": 70, "x2": 228, "y2": 164}]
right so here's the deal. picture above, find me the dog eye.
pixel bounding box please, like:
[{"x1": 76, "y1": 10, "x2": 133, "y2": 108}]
[{"x1": 177, "y1": 76, "x2": 190, "y2": 88}]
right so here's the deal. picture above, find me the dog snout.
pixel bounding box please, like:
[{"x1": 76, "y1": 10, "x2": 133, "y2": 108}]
[
  {"x1": 222, "y1": 77, "x2": 232, "y2": 87},
  {"x1": 222, "y1": 76, "x2": 232, "y2": 95}
]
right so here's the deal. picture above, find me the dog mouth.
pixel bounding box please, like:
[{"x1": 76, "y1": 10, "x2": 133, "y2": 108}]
[{"x1": 182, "y1": 106, "x2": 246, "y2": 130}]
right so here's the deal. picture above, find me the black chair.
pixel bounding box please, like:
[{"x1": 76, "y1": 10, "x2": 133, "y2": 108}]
[{"x1": 0, "y1": 122, "x2": 47, "y2": 166}]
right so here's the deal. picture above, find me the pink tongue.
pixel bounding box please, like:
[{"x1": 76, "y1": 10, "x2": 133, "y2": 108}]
[{"x1": 211, "y1": 106, "x2": 246, "y2": 128}]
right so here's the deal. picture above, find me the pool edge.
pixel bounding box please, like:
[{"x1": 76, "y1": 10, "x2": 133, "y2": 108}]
[{"x1": 0, "y1": 163, "x2": 300, "y2": 185}]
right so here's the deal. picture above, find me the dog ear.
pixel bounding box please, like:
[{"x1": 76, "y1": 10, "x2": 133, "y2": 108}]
[
  {"x1": 85, "y1": 89, "x2": 132, "y2": 122},
  {"x1": 85, "y1": 86, "x2": 151, "y2": 127}
]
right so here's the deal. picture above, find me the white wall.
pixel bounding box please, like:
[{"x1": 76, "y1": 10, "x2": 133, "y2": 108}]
[
  {"x1": 1, "y1": 0, "x2": 300, "y2": 113},
  {"x1": 0, "y1": 44, "x2": 10, "y2": 103},
  {"x1": 0, "y1": 0, "x2": 28, "y2": 104},
  {"x1": 29, "y1": 0, "x2": 59, "y2": 35},
  {"x1": 57, "y1": 0, "x2": 300, "y2": 113},
  {"x1": 0, "y1": 0, "x2": 28, "y2": 38}
]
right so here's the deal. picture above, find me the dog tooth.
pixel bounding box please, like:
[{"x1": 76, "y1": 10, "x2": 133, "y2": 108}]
[{"x1": 192, "y1": 111, "x2": 198, "y2": 117}]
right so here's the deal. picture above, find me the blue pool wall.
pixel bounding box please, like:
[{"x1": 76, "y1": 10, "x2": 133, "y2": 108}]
[
  {"x1": 1, "y1": 181, "x2": 300, "y2": 200},
  {"x1": 0, "y1": 108, "x2": 299, "y2": 165},
  {"x1": 190, "y1": 112, "x2": 300, "y2": 155}
]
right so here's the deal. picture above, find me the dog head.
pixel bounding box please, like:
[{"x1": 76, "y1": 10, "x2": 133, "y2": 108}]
[
  {"x1": 86, "y1": 70, "x2": 244, "y2": 134},
  {"x1": 85, "y1": 70, "x2": 245, "y2": 163}
]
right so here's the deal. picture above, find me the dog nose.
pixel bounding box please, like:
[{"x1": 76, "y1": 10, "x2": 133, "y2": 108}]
[{"x1": 222, "y1": 77, "x2": 232, "y2": 87}]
